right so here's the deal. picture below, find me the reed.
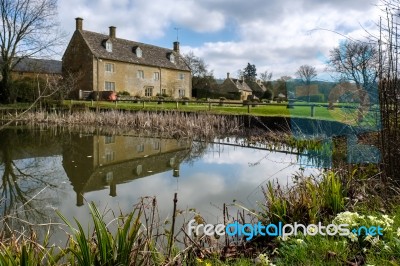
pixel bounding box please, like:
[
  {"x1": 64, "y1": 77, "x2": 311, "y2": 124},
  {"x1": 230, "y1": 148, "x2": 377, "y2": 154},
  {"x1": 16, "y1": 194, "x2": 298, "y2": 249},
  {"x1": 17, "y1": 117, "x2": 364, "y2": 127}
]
[{"x1": 19, "y1": 110, "x2": 243, "y2": 139}]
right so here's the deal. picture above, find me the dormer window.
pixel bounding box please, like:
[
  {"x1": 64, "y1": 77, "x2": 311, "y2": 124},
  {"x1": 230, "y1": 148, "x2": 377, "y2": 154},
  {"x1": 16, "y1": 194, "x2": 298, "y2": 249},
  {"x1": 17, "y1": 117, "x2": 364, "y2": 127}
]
[
  {"x1": 105, "y1": 40, "x2": 112, "y2": 52},
  {"x1": 133, "y1": 47, "x2": 142, "y2": 58},
  {"x1": 168, "y1": 53, "x2": 175, "y2": 63}
]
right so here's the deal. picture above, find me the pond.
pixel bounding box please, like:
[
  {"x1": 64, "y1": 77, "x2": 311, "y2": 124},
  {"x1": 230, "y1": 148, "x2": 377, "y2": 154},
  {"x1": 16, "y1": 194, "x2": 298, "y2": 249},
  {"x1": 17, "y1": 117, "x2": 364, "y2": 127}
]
[{"x1": 0, "y1": 126, "x2": 322, "y2": 245}]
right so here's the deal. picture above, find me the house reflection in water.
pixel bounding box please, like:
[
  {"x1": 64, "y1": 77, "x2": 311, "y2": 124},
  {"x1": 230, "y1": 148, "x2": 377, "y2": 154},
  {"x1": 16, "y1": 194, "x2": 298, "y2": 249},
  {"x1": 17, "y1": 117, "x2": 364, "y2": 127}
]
[{"x1": 62, "y1": 133, "x2": 191, "y2": 206}]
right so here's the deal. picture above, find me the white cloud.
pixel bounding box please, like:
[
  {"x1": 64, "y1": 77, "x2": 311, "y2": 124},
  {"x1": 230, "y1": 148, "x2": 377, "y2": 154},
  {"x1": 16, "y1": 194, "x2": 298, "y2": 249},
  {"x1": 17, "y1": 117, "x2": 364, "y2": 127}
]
[{"x1": 58, "y1": 0, "x2": 381, "y2": 78}]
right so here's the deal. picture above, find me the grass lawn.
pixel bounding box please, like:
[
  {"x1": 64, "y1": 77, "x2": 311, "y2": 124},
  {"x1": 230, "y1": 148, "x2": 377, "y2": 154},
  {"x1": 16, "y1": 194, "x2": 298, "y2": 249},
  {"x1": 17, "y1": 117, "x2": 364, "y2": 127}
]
[
  {"x1": 64, "y1": 100, "x2": 380, "y2": 126},
  {"x1": 0, "y1": 100, "x2": 380, "y2": 127}
]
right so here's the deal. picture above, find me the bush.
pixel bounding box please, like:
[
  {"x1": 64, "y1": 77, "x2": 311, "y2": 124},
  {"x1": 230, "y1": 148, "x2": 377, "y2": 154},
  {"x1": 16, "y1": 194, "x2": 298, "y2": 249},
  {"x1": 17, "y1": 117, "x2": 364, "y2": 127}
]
[
  {"x1": 117, "y1": 91, "x2": 130, "y2": 96},
  {"x1": 11, "y1": 78, "x2": 40, "y2": 102},
  {"x1": 297, "y1": 94, "x2": 325, "y2": 103},
  {"x1": 262, "y1": 89, "x2": 273, "y2": 100}
]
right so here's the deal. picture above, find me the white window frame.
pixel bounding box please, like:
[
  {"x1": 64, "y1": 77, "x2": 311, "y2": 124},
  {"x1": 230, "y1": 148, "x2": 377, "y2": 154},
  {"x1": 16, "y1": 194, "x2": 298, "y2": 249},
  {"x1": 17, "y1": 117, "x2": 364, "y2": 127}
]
[
  {"x1": 178, "y1": 73, "x2": 185, "y2": 80},
  {"x1": 137, "y1": 144, "x2": 144, "y2": 153},
  {"x1": 136, "y1": 47, "x2": 142, "y2": 58},
  {"x1": 105, "y1": 63, "x2": 114, "y2": 73},
  {"x1": 178, "y1": 89, "x2": 185, "y2": 97},
  {"x1": 106, "y1": 41, "x2": 112, "y2": 52},
  {"x1": 145, "y1": 87, "x2": 153, "y2": 97},
  {"x1": 161, "y1": 88, "x2": 167, "y2": 95},
  {"x1": 153, "y1": 141, "x2": 160, "y2": 150},
  {"x1": 153, "y1": 72, "x2": 160, "y2": 81},
  {"x1": 105, "y1": 81, "x2": 115, "y2": 91},
  {"x1": 137, "y1": 70, "x2": 144, "y2": 79},
  {"x1": 170, "y1": 54, "x2": 175, "y2": 63},
  {"x1": 105, "y1": 135, "x2": 115, "y2": 144},
  {"x1": 105, "y1": 151, "x2": 115, "y2": 162}
]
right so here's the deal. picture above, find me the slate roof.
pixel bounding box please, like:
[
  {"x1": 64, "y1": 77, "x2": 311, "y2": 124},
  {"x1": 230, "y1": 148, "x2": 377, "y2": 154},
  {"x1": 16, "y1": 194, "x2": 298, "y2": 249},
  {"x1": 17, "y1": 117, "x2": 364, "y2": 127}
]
[
  {"x1": 230, "y1": 78, "x2": 252, "y2": 92},
  {"x1": 79, "y1": 30, "x2": 190, "y2": 72},
  {"x1": 12, "y1": 58, "x2": 62, "y2": 74}
]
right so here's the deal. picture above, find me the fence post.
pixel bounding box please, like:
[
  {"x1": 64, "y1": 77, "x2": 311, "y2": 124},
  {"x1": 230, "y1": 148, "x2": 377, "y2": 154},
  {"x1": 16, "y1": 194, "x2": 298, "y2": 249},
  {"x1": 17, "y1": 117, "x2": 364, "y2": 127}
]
[
  {"x1": 247, "y1": 104, "x2": 250, "y2": 113},
  {"x1": 310, "y1": 104, "x2": 315, "y2": 117},
  {"x1": 208, "y1": 102, "x2": 211, "y2": 111},
  {"x1": 176, "y1": 101, "x2": 179, "y2": 109}
]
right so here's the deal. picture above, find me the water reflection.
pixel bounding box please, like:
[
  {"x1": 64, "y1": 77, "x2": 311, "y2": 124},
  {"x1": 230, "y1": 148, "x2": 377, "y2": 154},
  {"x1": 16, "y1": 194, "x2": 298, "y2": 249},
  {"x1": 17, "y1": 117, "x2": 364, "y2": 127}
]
[
  {"x1": 62, "y1": 133, "x2": 192, "y2": 206},
  {"x1": 0, "y1": 126, "x2": 319, "y2": 243},
  {"x1": 0, "y1": 127, "x2": 66, "y2": 236}
]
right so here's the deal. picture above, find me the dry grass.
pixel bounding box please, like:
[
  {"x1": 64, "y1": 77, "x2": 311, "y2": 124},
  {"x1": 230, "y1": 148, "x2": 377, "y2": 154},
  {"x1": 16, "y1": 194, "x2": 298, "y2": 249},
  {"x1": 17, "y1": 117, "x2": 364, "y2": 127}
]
[{"x1": 19, "y1": 110, "x2": 244, "y2": 139}]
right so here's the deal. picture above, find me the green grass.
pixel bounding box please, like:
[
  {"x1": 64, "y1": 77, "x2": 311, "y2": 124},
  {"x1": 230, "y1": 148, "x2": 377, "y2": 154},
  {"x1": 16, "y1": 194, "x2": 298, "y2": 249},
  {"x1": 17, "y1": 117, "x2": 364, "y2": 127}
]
[
  {"x1": 0, "y1": 100, "x2": 380, "y2": 127},
  {"x1": 61, "y1": 100, "x2": 381, "y2": 126}
]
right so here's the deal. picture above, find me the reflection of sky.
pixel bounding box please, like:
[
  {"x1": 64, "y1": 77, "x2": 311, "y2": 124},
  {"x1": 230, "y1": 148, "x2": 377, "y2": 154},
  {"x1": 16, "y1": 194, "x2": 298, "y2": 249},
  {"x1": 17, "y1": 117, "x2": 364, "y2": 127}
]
[
  {"x1": 1, "y1": 142, "x2": 319, "y2": 245},
  {"x1": 58, "y1": 143, "x2": 319, "y2": 227}
]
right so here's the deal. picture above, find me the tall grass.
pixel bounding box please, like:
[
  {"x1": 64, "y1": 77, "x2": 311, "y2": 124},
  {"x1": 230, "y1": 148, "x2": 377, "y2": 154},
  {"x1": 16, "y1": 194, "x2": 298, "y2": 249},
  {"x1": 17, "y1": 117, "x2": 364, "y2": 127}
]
[
  {"x1": 20, "y1": 110, "x2": 243, "y2": 139},
  {"x1": 262, "y1": 170, "x2": 346, "y2": 225},
  {"x1": 0, "y1": 197, "x2": 185, "y2": 265},
  {"x1": 57, "y1": 202, "x2": 145, "y2": 265}
]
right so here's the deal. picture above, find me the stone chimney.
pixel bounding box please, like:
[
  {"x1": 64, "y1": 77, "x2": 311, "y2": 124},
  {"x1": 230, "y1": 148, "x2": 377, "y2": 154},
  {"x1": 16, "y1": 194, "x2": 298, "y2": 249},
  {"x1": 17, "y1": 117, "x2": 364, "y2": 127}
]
[
  {"x1": 76, "y1": 192, "x2": 84, "y2": 206},
  {"x1": 109, "y1": 183, "x2": 117, "y2": 197},
  {"x1": 227, "y1": 72, "x2": 230, "y2": 79},
  {"x1": 173, "y1": 41, "x2": 180, "y2": 53},
  {"x1": 75, "y1": 17, "x2": 83, "y2": 31},
  {"x1": 109, "y1": 26, "x2": 116, "y2": 38}
]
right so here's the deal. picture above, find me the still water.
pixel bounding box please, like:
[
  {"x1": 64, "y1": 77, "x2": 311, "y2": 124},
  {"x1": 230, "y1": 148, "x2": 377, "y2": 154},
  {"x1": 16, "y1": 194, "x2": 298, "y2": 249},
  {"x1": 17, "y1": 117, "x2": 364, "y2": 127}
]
[{"x1": 0, "y1": 126, "x2": 320, "y2": 244}]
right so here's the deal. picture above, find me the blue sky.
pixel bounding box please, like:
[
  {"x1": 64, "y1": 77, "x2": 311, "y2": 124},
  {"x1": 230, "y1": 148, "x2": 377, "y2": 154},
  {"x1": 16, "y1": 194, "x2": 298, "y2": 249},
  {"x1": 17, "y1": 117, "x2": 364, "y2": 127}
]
[{"x1": 58, "y1": 0, "x2": 381, "y2": 80}]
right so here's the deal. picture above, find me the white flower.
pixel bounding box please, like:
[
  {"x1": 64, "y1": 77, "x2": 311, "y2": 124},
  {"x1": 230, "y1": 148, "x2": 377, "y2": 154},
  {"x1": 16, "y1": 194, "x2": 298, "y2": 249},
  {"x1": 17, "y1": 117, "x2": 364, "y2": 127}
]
[
  {"x1": 308, "y1": 227, "x2": 316, "y2": 233},
  {"x1": 256, "y1": 253, "x2": 275, "y2": 266},
  {"x1": 362, "y1": 247, "x2": 367, "y2": 253},
  {"x1": 381, "y1": 214, "x2": 394, "y2": 227},
  {"x1": 296, "y1": 239, "x2": 305, "y2": 245},
  {"x1": 333, "y1": 211, "x2": 360, "y2": 226},
  {"x1": 383, "y1": 244, "x2": 391, "y2": 251},
  {"x1": 348, "y1": 232, "x2": 358, "y2": 242},
  {"x1": 396, "y1": 227, "x2": 400, "y2": 237}
]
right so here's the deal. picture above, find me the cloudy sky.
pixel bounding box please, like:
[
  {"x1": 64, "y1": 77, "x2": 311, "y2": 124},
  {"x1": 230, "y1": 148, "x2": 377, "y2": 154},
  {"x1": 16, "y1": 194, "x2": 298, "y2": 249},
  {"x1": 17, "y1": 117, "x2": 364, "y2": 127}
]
[{"x1": 58, "y1": 0, "x2": 381, "y2": 80}]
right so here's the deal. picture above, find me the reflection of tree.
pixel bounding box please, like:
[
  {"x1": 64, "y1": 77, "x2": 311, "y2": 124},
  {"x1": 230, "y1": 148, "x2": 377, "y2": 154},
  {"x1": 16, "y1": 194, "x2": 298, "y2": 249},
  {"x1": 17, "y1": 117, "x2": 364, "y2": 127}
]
[
  {"x1": 0, "y1": 128, "x2": 63, "y2": 236},
  {"x1": 183, "y1": 140, "x2": 209, "y2": 165}
]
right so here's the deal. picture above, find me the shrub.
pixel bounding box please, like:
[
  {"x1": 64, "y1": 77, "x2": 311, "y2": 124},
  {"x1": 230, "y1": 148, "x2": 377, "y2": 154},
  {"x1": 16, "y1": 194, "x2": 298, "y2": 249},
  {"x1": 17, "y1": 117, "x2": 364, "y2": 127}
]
[
  {"x1": 262, "y1": 89, "x2": 273, "y2": 100},
  {"x1": 297, "y1": 94, "x2": 325, "y2": 103},
  {"x1": 117, "y1": 91, "x2": 130, "y2": 96}
]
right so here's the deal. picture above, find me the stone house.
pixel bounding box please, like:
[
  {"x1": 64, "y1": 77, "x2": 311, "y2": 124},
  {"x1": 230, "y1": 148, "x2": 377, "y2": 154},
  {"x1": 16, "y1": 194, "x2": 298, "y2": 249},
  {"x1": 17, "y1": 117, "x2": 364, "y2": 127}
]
[
  {"x1": 219, "y1": 72, "x2": 252, "y2": 100},
  {"x1": 10, "y1": 58, "x2": 62, "y2": 80},
  {"x1": 246, "y1": 80, "x2": 266, "y2": 99},
  {"x1": 0, "y1": 57, "x2": 61, "y2": 81},
  {"x1": 62, "y1": 18, "x2": 191, "y2": 99}
]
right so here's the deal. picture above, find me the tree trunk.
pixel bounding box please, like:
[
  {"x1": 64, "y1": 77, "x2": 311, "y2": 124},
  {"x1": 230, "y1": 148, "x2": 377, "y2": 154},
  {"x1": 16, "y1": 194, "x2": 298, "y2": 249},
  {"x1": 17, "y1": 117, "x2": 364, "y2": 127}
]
[{"x1": 0, "y1": 65, "x2": 13, "y2": 104}]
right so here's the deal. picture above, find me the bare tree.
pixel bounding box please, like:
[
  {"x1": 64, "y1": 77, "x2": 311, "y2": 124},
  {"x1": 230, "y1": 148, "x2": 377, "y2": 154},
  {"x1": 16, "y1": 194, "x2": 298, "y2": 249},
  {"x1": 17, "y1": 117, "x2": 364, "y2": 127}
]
[
  {"x1": 183, "y1": 51, "x2": 209, "y2": 78},
  {"x1": 296, "y1": 65, "x2": 317, "y2": 102},
  {"x1": 327, "y1": 41, "x2": 379, "y2": 105},
  {"x1": 183, "y1": 51, "x2": 216, "y2": 96},
  {"x1": 259, "y1": 70, "x2": 273, "y2": 83},
  {"x1": 0, "y1": 0, "x2": 64, "y2": 104},
  {"x1": 376, "y1": 0, "x2": 400, "y2": 181}
]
